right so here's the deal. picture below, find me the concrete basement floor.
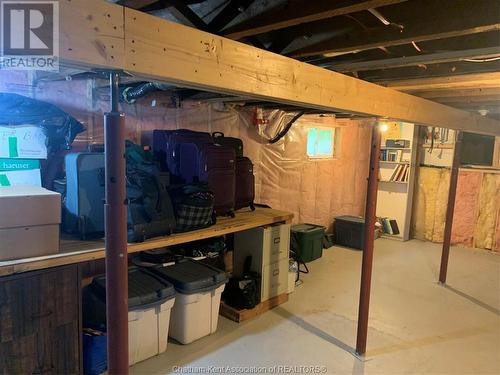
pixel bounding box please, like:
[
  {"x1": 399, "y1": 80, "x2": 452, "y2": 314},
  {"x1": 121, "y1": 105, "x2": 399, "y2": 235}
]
[{"x1": 131, "y1": 238, "x2": 500, "y2": 375}]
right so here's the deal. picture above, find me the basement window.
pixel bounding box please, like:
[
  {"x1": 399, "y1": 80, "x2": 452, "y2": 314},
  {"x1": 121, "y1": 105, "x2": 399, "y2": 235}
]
[{"x1": 307, "y1": 127, "x2": 335, "y2": 159}]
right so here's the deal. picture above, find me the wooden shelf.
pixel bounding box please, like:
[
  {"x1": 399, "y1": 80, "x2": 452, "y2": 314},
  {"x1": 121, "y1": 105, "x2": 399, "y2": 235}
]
[
  {"x1": 0, "y1": 207, "x2": 293, "y2": 277},
  {"x1": 381, "y1": 147, "x2": 411, "y2": 150},
  {"x1": 220, "y1": 293, "x2": 289, "y2": 323},
  {"x1": 380, "y1": 161, "x2": 410, "y2": 165},
  {"x1": 379, "y1": 180, "x2": 408, "y2": 184},
  {"x1": 380, "y1": 233, "x2": 404, "y2": 241}
]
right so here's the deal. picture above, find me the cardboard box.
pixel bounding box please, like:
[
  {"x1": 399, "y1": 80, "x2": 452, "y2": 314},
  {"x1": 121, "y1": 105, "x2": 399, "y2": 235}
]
[
  {"x1": 0, "y1": 158, "x2": 41, "y2": 186},
  {"x1": 0, "y1": 169, "x2": 41, "y2": 186},
  {"x1": 0, "y1": 125, "x2": 47, "y2": 159},
  {"x1": 0, "y1": 225, "x2": 59, "y2": 261},
  {"x1": 0, "y1": 186, "x2": 61, "y2": 228},
  {"x1": 0, "y1": 186, "x2": 61, "y2": 261}
]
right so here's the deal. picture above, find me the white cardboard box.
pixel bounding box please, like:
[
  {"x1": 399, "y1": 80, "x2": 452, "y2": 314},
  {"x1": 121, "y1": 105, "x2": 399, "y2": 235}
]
[
  {"x1": 0, "y1": 224, "x2": 59, "y2": 261},
  {"x1": 0, "y1": 186, "x2": 61, "y2": 260},
  {"x1": 0, "y1": 185, "x2": 61, "y2": 228},
  {"x1": 0, "y1": 158, "x2": 41, "y2": 186},
  {"x1": 0, "y1": 169, "x2": 41, "y2": 186},
  {"x1": 0, "y1": 125, "x2": 47, "y2": 159}
]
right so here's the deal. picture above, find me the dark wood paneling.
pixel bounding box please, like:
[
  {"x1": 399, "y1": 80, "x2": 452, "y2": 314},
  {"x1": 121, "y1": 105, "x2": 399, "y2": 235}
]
[{"x1": 0, "y1": 266, "x2": 80, "y2": 375}]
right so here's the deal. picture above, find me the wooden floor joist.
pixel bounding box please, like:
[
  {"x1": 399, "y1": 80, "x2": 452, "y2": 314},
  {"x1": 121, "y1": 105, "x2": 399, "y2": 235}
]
[
  {"x1": 59, "y1": 0, "x2": 499, "y2": 135},
  {"x1": 382, "y1": 72, "x2": 500, "y2": 92}
]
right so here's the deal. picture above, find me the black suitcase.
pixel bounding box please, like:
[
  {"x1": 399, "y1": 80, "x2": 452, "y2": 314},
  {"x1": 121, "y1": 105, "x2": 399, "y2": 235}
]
[
  {"x1": 212, "y1": 132, "x2": 244, "y2": 157},
  {"x1": 235, "y1": 156, "x2": 255, "y2": 211}
]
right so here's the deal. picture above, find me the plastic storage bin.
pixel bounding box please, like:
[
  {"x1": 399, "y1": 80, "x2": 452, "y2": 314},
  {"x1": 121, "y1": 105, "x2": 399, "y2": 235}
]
[
  {"x1": 149, "y1": 259, "x2": 228, "y2": 344},
  {"x1": 291, "y1": 224, "x2": 326, "y2": 263},
  {"x1": 334, "y1": 215, "x2": 365, "y2": 250},
  {"x1": 83, "y1": 267, "x2": 176, "y2": 365}
]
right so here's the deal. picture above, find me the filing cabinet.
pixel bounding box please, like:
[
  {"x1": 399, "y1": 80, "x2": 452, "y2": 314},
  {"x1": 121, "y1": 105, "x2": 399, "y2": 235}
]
[{"x1": 234, "y1": 224, "x2": 290, "y2": 301}]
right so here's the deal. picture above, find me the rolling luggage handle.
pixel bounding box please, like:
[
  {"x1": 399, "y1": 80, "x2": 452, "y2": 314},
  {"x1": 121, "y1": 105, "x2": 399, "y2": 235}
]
[{"x1": 212, "y1": 131, "x2": 224, "y2": 139}]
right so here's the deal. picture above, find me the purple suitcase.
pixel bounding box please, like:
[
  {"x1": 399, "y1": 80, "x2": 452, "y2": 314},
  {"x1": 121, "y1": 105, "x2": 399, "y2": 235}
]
[
  {"x1": 235, "y1": 157, "x2": 256, "y2": 211},
  {"x1": 152, "y1": 129, "x2": 212, "y2": 177},
  {"x1": 179, "y1": 143, "x2": 236, "y2": 216}
]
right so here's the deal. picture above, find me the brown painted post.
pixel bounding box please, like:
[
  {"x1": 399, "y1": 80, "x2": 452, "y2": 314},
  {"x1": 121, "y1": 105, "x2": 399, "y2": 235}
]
[
  {"x1": 355, "y1": 122, "x2": 382, "y2": 356},
  {"x1": 439, "y1": 131, "x2": 463, "y2": 284},
  {"x1": 105, "y1": 72, "x2": 129, "y2": 374}
]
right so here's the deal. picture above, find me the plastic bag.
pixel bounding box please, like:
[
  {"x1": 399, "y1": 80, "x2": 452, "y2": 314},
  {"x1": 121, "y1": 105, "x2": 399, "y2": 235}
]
[{"x1": 0, "y1": 92, "x2": 85, "y2": 152}]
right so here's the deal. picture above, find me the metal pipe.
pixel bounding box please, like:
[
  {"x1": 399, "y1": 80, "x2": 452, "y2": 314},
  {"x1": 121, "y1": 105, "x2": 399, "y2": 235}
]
[
  {"x1": 110, "y1": 72, "x2": 120, "y2": 112},
  {"x1": 355, "y1": 122, "x2": 382, "y2": 356},
  {"x1": 439, "y1": 131, "x2": 462, "y2": 284},
  {"x1": 105, "y1": 72, "x2": 129, "y2": 374}
]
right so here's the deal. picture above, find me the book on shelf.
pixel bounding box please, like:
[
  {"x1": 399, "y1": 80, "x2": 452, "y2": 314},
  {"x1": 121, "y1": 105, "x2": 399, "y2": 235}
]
[
  {"x1": 389, "y1": 219, "x2": 400, "y2": 235},
  {"x1": 387, "y1": 163, "x2": 410, "y2": 182},
  {"x1": 378, "y1": 217, "x2": 400, "y2": 235},
  {"x1": 380, "y1": 149, "x2": 403, "y2": 162}
]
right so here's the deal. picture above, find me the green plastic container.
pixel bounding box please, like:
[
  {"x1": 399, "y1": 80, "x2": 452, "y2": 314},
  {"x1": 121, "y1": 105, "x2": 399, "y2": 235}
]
[{"x1": 291, "y1": 224, "x2": 326, "y2": 263}]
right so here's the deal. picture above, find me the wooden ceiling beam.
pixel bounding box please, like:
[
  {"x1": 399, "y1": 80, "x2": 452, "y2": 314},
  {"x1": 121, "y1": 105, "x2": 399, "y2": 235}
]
[
  {"x1": 381, "y1": 72, "x2": 500, "y2": 92},
  {"x1": 415, "y1": 88, "x2": 500, "y2": 100},
  {"x1": 432, "y1": 96, "x2": 500, "y2": 105},
  {"x1": 223, "y1": 0, "x2": 409, "y2": 39},
  {"x1": 358, "y1": 60, "x2": 500, "y2": 82},
  {"x1": 326, "y1": 47, "x2": 500, "y2": 72},
  {"x1": 290, "y1": 0, "x2": 500, "y2": 58},
  {"x1": 117, "y1": 0, "x2": 202, "y2": 10},
  {"x1": 58, "y1": 0, "x2": 500, "y2": 135}
]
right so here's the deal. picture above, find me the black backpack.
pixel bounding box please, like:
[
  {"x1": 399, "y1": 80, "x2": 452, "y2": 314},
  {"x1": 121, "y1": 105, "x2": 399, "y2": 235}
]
[{"x1": 125, "y1": 141, "x2": 176, "y2": 242}]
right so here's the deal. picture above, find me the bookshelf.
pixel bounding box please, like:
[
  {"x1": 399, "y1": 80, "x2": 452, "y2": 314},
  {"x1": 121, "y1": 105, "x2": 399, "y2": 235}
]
[{"x1": 376, "y1": 123, "x2": 418, "y2": 241}]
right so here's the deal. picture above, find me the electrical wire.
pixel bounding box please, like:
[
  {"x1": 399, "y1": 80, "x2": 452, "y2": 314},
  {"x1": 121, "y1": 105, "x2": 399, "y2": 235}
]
[
  {"x1": 463, "y1": 56, "x2": 500, "y2": 62},
  {"x1": 412, "y1": 41, "x2": 422, "y2": 52},
  {"x1": 268, "y1": 111, "x2": 306, "y2": 144}
]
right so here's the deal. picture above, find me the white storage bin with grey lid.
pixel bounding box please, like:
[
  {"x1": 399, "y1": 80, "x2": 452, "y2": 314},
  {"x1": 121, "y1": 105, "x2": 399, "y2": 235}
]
[
  {"x1": 83, "y1": 267, "x2": 176, "y2": 365},
  {"x1": 148, "y1": 259, "x2": 228, "y2": 344}
]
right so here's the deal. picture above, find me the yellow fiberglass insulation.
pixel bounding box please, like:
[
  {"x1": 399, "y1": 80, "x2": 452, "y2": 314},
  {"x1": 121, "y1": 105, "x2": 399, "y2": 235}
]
[{"x1": 474, "y1": 173, "x2": 500, "y2": 250}]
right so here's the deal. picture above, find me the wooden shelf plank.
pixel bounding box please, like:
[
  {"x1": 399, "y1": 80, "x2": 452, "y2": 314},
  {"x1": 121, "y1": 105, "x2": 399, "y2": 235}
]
[
  {"x1": 379, "y1": 161, "x2": 410, "y2": 165},
  {"x1": 220, "y1": 293, "x2": 289, "y2": 322},
  {"x1": 379, "y1": 180, "x2": 409, "y2": 184},
  {"x1": 0, "y1": 208, "x2": 293, "y2": 277}
]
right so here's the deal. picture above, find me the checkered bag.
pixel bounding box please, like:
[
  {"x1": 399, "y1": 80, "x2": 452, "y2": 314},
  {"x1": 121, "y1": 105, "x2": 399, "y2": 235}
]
[{"x1": 170, "y1": 183, "x2": 216, "y2": 232}]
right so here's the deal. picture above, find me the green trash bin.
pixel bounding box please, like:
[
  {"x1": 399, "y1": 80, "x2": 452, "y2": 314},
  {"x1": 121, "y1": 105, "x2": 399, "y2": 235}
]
[{"x1": 291, "y1": 224, "x2": 326, "y2": 263}]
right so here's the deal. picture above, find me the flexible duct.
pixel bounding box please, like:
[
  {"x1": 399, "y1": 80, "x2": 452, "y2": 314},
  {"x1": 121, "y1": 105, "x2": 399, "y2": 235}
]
[{"x1": 121, "y1": 82, "x2": 171, "y2": 104}]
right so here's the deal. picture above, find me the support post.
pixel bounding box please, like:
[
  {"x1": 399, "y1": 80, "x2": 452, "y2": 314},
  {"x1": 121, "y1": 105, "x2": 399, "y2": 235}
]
[
  {"x1": 355, "y1": 122, "x2": 382, "y2": 356},
  {"x1": 438, "y1": 131, "x2": 463, "y2": 284},
  {"x1": 104, "y1": 72, "x2": 129, "y2": 374}
]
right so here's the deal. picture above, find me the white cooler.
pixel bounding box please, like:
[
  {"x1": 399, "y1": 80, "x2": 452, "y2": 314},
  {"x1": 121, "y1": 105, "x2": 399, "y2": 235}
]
[
  {"x1": 149, "y1": 259, "x2": 228, "y2": 345},
  {"x1": 84, "y1": 267, "x2": 176, "y2": 365}
]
